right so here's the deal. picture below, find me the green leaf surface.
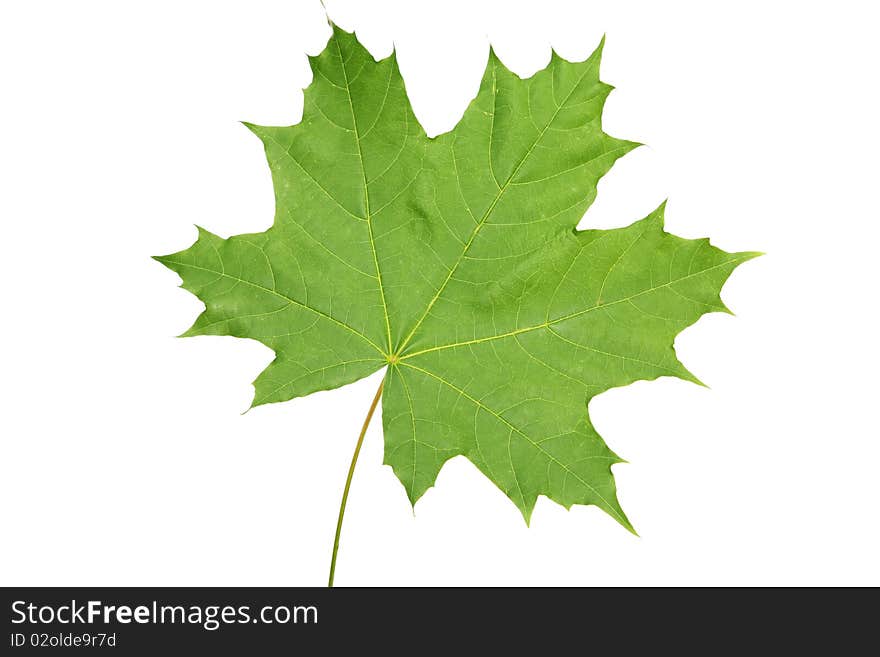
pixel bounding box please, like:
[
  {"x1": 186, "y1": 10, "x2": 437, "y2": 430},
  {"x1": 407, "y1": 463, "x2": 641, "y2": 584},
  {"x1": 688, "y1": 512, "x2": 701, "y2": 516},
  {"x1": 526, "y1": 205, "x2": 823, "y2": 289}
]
[{"x1": 156, "y1": 25, "x2": 757, "y2": 528}]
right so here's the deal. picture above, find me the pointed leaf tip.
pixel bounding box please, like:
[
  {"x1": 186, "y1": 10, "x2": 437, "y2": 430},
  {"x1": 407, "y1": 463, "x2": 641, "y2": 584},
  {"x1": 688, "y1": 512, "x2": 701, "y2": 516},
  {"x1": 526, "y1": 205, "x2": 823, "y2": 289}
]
[
  {"x1": 240, "y1": 121, "x2": 267, "y2": 140},
  {"x1": 739, "y1": 250, "x2": 766, "y2": 262},
  {"x1": 590, "y1": 34, "x2": 607, "y2": 65}
]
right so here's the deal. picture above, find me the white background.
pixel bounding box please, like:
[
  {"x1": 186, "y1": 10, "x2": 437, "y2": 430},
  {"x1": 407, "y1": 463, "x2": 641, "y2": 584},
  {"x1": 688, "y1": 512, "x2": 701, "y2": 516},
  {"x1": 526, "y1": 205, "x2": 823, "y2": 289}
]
[{"x1": 1, "y1": 0, "x2": 878, "y2": 586}]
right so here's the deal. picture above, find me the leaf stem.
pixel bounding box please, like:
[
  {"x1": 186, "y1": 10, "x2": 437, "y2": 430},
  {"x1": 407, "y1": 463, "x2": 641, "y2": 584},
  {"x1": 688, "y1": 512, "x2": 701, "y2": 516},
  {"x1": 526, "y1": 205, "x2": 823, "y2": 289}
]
[{"x1": 328, "y1": 376, "x2": 385, "y2": 587}]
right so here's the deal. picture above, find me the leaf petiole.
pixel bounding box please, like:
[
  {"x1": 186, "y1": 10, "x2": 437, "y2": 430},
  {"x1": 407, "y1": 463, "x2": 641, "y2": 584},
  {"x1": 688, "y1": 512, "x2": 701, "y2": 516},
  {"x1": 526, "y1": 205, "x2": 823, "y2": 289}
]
[{"x1": 328, "y1": 376, "x2": 385, "y2": 587}]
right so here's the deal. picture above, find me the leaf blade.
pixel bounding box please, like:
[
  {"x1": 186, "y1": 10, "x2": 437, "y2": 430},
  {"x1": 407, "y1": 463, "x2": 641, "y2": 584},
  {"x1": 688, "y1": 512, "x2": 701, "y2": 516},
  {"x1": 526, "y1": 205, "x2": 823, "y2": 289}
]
[{"x1": 157, "y1": 25, "x2": 758, "y2": 531}]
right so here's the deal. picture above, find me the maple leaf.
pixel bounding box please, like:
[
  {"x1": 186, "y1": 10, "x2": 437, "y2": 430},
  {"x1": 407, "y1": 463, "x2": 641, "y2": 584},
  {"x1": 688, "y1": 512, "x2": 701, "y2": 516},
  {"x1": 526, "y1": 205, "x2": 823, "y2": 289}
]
[{"x1": 156, "y1": 25, "x2": 757, "y2": 578}]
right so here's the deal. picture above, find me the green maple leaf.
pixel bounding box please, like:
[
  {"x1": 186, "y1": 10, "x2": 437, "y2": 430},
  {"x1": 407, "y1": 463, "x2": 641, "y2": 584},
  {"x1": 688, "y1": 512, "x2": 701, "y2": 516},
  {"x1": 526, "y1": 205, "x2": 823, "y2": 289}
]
[{"x1": 156, "y1": 24, "x2": 757, "y2": 579}]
